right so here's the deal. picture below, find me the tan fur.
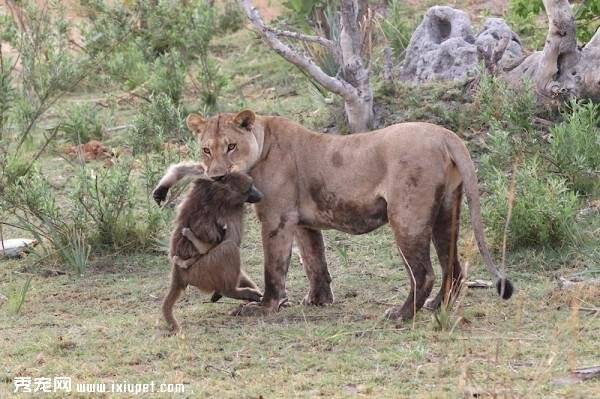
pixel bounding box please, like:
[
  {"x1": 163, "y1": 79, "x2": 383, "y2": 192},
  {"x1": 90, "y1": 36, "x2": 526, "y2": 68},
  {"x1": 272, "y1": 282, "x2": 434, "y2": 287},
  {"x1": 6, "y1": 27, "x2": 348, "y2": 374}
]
[
  {"x1": 154, "y1": 111, "x2": 512, "y2": 321},
  {"x1": 160, "y1": 173, "x2": 263, "y2": 333}
]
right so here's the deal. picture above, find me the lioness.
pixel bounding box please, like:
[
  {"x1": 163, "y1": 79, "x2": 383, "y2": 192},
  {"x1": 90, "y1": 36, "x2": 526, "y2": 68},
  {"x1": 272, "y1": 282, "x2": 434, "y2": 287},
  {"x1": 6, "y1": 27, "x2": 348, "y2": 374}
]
[{"x1": 153, "y1": 111, "x2": 513, "y2": 321}]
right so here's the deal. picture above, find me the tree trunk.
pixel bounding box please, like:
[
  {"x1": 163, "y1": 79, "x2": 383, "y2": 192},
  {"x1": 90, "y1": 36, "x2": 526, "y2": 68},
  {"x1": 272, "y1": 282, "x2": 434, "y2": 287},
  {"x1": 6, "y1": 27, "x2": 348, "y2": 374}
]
[
  {"x1": 503, "y1": 0, "x2": 600, "y2": 103},
  {"x1": 238, "y1": 0, "x2": 374, "y2": 133},
  {"x1": 339, "y1": 0, "x2": 373, "y2": 132}
]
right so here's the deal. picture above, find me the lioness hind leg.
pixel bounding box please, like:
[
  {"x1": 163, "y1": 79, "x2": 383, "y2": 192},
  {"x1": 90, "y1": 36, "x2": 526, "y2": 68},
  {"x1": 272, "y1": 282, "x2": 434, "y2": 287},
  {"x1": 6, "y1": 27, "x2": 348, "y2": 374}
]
[
  {"x1": 385, "y1": 207, "x2": 435, "y2": 321},
  {"x1": 295, "y1": 227, "x2": 334, "y2": 306},
  {"x1": 427, "y1": 185, "x2": 464, "y2": 310}
]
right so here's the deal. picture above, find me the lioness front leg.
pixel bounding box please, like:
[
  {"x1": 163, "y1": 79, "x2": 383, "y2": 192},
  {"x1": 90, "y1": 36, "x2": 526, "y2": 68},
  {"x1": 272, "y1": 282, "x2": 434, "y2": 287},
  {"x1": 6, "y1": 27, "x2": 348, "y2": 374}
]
[
  {"x1": 234, "y1": 214, "x2": 296, "y2": 316},
  {"x1": 295, "y1": 227, "x2": 334, "y2": 306}
]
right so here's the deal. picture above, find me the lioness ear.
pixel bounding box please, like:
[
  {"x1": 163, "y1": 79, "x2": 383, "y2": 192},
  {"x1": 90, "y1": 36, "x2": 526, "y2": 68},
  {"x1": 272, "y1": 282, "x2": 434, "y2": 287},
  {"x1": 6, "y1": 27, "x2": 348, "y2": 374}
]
[
  {"x1": 186, "y1": 113, "x2": 206, "y2": 132},
  {"x1": 233, "y1": 110, "x2": 255, "y2": 131}
]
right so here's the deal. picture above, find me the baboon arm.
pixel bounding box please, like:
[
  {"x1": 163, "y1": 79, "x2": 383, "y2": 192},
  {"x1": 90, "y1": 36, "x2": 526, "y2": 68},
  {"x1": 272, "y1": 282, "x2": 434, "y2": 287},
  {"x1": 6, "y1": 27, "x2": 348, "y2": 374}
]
[
  {"x1": 183, "y1": 229, "x2": 214, "y2": 255},
  {"x1": 153, "y1": 162, "x2": 205, "y2": 204}
]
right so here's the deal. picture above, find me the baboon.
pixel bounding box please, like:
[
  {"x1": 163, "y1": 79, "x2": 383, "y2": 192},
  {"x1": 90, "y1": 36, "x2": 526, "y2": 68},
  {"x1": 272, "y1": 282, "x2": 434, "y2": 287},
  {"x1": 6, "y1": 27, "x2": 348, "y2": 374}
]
[{"x1": 157, "y1": 170, "x2": 264, "y2": 333}]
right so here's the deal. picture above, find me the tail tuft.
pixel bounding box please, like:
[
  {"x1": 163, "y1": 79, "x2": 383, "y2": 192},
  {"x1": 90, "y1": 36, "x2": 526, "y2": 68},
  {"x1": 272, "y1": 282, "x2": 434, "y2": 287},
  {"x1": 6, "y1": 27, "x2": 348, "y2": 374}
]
[{"x1": 496, "y1": 278, "x2": 514, "y2": 300}]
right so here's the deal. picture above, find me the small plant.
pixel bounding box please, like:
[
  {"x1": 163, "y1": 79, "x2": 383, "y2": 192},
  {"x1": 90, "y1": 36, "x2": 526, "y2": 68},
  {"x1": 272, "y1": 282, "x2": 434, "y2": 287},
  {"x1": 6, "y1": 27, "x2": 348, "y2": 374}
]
[
  {"x1": 57, "y1": 227, "x2": 91, "y2": 274},
  {"x1": 483, "y1": 157, "x2": 579, "y2": 249},
  {"x1": 196, "y1": 57, "x2": 228, "y2": 112},
  {"x1": 549, "y1": 101, "x2": 600, "y2": 195},
  {"x1": 147, "y1": 50, "x2": 186, "y2": 104},
  {"x1": 6, "y1": 275, "x2": 32, "y2": 315},
  {"x1": 380, "y1": 0, "x2": 418, "y2": 59},
  {"x1": 74, "y1": 159, "x2": 137, "y2": 249},
  {"x1": 129, "y1": 93, "x2": 189, "y2": 154},
  {"x1": 59, "y1": 103, "x2": 103, "y2": 144},
  {"x1": 505, "y1": 0, "x2": 546, "y2": 49},
  {"x1": 217, "y1": 0, "x2": 245, "y2": 33},
  {"x1": 475, "y1": 72, "x2": 536, "y2": 136}
]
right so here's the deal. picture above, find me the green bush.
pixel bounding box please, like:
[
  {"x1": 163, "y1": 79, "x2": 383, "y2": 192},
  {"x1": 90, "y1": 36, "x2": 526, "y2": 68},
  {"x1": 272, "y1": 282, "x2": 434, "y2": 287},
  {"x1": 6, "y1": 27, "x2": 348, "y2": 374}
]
[
  {"x1": 380, "y1": 0, "x2": 418, "y2": 59},
  {"x1": 73, "y1": 159, "x2": 137, "y2": 249},
  {"x1": 483, "y1": 157, "x2": 579, "y2": 249},
  {"x1": 475, "y1": 72, "x2": 536, "y2": 136},
  {"x1": 59, "y1": 103, "x2": 104, "y2": 144},
  {"x1": 147, "y1": 50, "x2": 187, "y2": 104},
  {"x1": 217, "y1": 0, "x2": 245, "y2": 33},
  {"x1": 129, "y1": 93, "x2": 190, "y2": 154},
  {"x1": 549, "y1": 101, "x2": 600, "y2": 195}
]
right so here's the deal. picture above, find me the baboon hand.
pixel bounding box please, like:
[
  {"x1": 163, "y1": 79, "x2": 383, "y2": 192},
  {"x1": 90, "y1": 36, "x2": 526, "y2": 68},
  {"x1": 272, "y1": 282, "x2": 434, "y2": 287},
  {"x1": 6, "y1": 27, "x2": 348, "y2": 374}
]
[
  {"x1": 152, "y1": 185, "x2": 169, "y2": 205},
  {"x1": 181, "y1": 227, "x2": 192, "y2": 239}
]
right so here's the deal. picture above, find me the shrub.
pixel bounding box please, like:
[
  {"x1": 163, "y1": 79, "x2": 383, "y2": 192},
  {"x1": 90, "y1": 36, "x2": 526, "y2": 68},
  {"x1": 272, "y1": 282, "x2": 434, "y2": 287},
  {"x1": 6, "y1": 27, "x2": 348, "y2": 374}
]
[
  {"x1": 483, "y1": 157, "x2": 579, "y2": 249},
  {"x1": 147, "y1": 50, "x2": 187, "y2": 104},
  {"x1": 475, "y1": 72, "x2": 536, "y2": 136},
  {"x1": 73, "y1": 159, "x2": 138, "y2": 249},
  {"x1": 380, "y1": 0, "x2": 418, "y2": 59},
  {"x1": 217, "y1": 0, "x2": 245, "y2": 33},
  {"x1": 128, "y1": 93, "x2": 190, "y2": 154},
  {"x1": 59, "y1": 103, "x2": 104, "y2": 144},
  {"x1": 549, "y1": 101, "x2": 600, "y2": 195}
]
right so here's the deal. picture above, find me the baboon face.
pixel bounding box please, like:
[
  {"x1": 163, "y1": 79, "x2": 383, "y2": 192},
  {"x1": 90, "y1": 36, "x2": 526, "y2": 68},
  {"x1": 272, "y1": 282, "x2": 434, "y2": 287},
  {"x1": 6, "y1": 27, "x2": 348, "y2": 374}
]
[{"x1": 216, "y1": 172, "x2": 263, "y2": 205}]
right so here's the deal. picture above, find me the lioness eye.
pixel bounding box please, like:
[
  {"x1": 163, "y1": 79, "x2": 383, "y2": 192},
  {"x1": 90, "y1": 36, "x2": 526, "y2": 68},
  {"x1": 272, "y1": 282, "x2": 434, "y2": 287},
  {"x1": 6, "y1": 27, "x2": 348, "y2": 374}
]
[
  {"x1": 227, "y1": 143, "x2": 237, "y2": 152},
  {"x1": 203, "y1": 147, "x2": 211, "y2": 155}
]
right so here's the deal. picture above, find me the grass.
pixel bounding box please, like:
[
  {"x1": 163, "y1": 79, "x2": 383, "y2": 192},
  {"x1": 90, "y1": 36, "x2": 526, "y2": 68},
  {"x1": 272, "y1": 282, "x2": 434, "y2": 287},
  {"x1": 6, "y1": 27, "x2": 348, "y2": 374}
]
[{"x1": 1, "y1": 211, "x2": 599, "y2": 398}]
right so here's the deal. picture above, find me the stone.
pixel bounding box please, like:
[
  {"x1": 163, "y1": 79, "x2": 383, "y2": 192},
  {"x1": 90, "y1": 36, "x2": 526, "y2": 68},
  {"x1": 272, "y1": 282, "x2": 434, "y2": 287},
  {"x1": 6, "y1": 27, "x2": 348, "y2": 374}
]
[
  {"x1": 0, "y1": 238, "x2": 38, "y2": 258},
  {"x1": 399, "y1": 7, "x2": 524, "y2": 82}
]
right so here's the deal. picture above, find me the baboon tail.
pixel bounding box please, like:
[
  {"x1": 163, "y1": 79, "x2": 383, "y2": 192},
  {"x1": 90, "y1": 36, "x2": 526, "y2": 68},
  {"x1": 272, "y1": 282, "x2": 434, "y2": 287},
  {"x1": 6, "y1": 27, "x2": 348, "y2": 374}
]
[{"x1": 444, "y1": 132, "x2": 514, "y2": 300}]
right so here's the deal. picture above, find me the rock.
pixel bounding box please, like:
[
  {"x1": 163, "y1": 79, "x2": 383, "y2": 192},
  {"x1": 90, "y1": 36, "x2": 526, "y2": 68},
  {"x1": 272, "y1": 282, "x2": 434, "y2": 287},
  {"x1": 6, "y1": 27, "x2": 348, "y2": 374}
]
[
  {"x1": 399, "y1": 7, "x2": 524, "y2": 82},
  {"x1": 0, "y1": 238, "x2": 38, "y2": 258},
  {"x1": 475, "y1": 18, "x2": 524, "y2": 70},
  {"x1": 399, "y1": 6, "x2": 478, "y2": 82}
]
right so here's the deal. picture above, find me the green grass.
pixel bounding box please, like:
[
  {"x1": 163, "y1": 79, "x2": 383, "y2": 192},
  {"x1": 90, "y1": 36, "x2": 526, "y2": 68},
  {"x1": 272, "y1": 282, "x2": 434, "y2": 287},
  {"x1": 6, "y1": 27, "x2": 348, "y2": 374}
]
[{"x1": 2, "y1": 212, "x2": 599, "y2": 398}]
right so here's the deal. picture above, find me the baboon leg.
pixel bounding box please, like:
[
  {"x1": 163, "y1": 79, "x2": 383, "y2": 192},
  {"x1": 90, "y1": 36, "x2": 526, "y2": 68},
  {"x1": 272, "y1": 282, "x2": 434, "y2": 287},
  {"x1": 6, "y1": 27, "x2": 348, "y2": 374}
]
[
  {"x1": 222, "y1": 287, "x2": 263, "y2": 302},
  {"x1": 212, "y1": 271, "x2": 261, "y2": 303},
  {"x1": 238, "y1": 270, "x2": 261, "y2": 291},
  {"x1": 427, "y1": 186, "x2": 464, "y2": 310},
  {"x1": 181, "y1": 227, "x2": 213, "y2": 255},
  {"x1": 295, "y1": 227, "x2": 334, "y2": 306},
  {"x1": 385, "y1": 206, "x2": 436, "y2": 321},
  {"x1": 162, "y1": 275, "x2": 186, "y2": 334}
]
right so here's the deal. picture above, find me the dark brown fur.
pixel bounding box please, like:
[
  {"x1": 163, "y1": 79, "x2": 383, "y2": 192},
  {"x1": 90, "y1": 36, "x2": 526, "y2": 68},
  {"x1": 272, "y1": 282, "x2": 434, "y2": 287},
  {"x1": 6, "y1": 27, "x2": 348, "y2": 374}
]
[{"x1": 161, "y1": 173, "x2": 263, "y2": 333}]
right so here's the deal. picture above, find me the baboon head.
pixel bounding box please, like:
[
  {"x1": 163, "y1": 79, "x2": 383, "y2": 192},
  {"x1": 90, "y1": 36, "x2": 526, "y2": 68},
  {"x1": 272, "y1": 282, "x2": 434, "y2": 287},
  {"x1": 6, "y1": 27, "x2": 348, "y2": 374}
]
[{"x1": 215, "y1": 172, "x2": 263, "y2": 206}]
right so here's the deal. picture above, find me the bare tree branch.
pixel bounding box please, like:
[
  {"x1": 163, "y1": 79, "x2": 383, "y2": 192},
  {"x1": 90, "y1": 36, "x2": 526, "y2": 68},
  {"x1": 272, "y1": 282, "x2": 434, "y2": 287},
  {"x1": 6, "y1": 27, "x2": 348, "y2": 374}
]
[
  {"x1": 238, "y1": 0, "x2": 356, "y2": 99},
  {"x1": 264, "y1": 26, "x2": 335, "y2": 51}
]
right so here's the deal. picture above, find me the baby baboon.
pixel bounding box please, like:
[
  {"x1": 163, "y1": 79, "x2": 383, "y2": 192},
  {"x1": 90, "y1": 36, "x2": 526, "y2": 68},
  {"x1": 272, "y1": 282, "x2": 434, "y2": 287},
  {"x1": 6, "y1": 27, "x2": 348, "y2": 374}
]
[{"x1": 156, "y1": 171, "x2": 264, "y2": 333}]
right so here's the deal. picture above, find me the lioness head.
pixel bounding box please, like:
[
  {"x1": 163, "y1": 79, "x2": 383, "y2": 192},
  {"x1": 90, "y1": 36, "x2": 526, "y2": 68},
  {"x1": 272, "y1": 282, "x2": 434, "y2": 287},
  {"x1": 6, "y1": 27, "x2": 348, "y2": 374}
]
[{"x1": 186, "y1": 110, "x2": 263, "y2": 179}]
